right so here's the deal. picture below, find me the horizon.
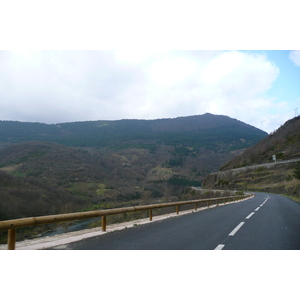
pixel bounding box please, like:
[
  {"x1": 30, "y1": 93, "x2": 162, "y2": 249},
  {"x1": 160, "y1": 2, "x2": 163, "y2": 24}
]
[{"x1": 0, "y1": 112, "x2": 272, "y2": 133}]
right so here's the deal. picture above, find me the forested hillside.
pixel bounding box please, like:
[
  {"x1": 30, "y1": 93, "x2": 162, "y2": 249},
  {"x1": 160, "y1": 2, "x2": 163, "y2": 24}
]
[
  {"x1": 0, "y1": 113, "x2": 266, "y2": 150},
  {"x1": 0, "y1": 113, "x2": 267, "y2": 241}
]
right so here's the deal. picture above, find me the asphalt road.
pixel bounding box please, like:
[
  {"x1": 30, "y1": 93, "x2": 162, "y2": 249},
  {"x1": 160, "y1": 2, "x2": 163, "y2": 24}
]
[{"x1": 47, "y1": 192, "x2": 300, "y2": 250}]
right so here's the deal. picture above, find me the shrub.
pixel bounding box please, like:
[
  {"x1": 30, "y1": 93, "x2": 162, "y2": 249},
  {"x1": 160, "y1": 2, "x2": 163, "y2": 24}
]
[{"x1": 293, "y1": 162, "x2": 300, "y2": 180}]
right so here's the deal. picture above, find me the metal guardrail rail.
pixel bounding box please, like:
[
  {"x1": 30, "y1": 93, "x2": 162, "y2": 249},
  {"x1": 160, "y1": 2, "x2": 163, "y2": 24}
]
[{"x1": 0, "y1": 194, "x2": 252, "y2": 250}]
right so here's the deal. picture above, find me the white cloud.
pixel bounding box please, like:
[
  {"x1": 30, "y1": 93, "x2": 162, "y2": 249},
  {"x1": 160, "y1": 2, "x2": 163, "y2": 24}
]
[
  {"x1": 137, "y1": 51, "x2": 280, "y2": 132},
  {"x1": 0, "y1": 50, "x2": 281, "y2": 132},
  {"x1": 149, "y1": 57, "x2": 198, "y2": 87},
  {"x1": 289, "y1": 50, "x2": 300, "y2": 66},
  {"x1": 201, "y1": 51, "x2": 243, "y2": 83}
]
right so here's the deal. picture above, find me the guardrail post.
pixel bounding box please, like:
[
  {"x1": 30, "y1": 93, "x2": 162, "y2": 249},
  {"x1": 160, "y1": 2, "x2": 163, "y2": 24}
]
[
  {"x1": 216, "y1": 199, "x2": 218, "y2": 206},
  {"x1": 8, "y1": 229, "x2": 16, "y2": 250},
  {"x1": 207, "y1": 201, "x2": 210, "y2": 208},
  {"x1": 149, "y1": 209, "x2": 153, "y2": 221},
  {"x1": 176, "y1": 205, "x2": 179, "y2": 214},
  {"x1": 194, "y1": 203, "x2": 197, "y2": 211},
  {"x1": 102, "y1": 216, "x2": 106, "y2": 232}
]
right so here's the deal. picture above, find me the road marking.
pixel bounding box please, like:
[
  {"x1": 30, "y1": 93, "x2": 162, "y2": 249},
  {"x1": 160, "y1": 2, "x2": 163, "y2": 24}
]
[
  {"x1": 246, "y1": 212, "x2": 255, "y2": 219},
  {"x1": 229, "y1": 222, "x2": 245, "y2": 236},
  {"x1": 215, "y1": 197, "x2": 268, "y2": 249},
  {"x1": 214, "y1": 244, "x2": 225, "y2": 250}
]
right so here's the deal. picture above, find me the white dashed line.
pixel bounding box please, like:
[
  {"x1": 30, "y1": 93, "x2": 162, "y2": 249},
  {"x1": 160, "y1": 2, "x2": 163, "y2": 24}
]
[
  {"x1": 229, "y1": 222, "x2": 245, "y2": 236},
  {"x1": 246, "y1": 212, "x2": 255, "y2": 219},
  {"x1": 215, "y1": 197, "x2": 269, "y2": 249},
  {"x1": 214, "y1": 244, "x2": 225, "y2": 250}
]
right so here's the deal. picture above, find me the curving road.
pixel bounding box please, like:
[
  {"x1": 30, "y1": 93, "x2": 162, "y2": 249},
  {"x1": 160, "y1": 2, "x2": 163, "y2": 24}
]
[
  {"x1": 213, "y1": 158, "x2": 300, "y2": 175},
  {"x1": 47, "y1": 192, "x2": 300, "y2": 250}
]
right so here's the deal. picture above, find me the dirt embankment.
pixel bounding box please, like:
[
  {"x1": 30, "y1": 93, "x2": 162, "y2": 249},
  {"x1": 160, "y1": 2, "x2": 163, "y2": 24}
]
[{"x1": 203, "y1": 163, "x2": 300, "y2": 198}]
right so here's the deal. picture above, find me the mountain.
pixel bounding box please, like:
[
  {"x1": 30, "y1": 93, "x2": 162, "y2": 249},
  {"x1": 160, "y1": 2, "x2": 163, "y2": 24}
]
[
  {"x1": 0, "y1": 114, "x2": 267, "y2": 225},
  {"x1": 0, "y1": 113, "x2": 267, "y2": 150},
  {"x1": 203, "y1": 116, "x2": 300, "y2": 197}
]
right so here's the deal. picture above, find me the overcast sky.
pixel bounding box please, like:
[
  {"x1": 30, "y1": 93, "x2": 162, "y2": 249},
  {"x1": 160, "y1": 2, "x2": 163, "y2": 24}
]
[
  {"x1": 0, "y1": 2, "x2": 299, "y2": 134},
  {"x1": 0, "y1": 50, "x2": 299, "y2": 133}
]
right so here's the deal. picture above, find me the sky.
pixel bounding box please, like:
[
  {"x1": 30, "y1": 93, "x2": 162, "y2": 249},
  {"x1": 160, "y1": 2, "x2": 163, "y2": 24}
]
[
  {"x1": 0, "y1": 49, "x2": 299, "y2": 133},
  {"x1": 0, "y1": 1, "x2": 299, "y2": 134}
]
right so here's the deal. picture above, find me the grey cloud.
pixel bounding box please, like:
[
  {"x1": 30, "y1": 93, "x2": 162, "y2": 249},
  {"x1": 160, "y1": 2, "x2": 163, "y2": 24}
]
[{"x1": 0, "y1": 51, "x2": 148, "y2": 123}]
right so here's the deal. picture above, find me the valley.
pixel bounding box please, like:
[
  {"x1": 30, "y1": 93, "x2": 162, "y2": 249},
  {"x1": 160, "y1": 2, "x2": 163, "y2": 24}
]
[{"x1": 0, "y1": 113, "x2": 269, "y2": 242}]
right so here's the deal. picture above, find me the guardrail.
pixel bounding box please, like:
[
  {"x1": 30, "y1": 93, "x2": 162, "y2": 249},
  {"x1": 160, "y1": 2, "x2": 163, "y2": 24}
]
[{"x1": 0, "y1": 194, "x2": 252, "y2": 250}]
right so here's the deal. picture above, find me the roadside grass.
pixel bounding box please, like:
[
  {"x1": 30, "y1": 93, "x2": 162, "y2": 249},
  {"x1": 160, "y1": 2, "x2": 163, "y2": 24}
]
[{"x1": 281, "y1": 194, "x2": 300, "y2": 203}]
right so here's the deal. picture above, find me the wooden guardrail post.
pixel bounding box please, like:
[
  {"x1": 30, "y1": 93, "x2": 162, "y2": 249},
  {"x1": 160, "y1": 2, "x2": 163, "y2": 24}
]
[
  {"x1": 207, "y1": 201, "x2": 210, "y2": 208},
  {"x1": 102, "y1": 216, "x2": 106, "y2": 232},
  {"x1": 8, "y1": 229, "x2": 16, "y2": 250},
  {"x1": 194, "y1": 203, "x2": 197, "y2": 211},
  {"x1": 176, "y1": 205, "x2": 179, "y2": 215},
  {"x1": 149, "y1": 209, "x2": 153, "y2": 221}
]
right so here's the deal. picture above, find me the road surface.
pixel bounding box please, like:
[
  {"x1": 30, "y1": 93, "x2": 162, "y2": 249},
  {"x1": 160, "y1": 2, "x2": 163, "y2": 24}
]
[{"x1": 47, "y1": 192, "x2": 300, "y2": 250}]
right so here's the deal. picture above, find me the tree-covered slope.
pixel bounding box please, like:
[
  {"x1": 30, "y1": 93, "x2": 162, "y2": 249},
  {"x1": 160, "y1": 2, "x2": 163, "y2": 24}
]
[
  {"x1": 0, "y1": 113, "x2": 267, "y2": 150},
  {"x1": 0, "y1": 113, "x2": 268, "y2": 241}
]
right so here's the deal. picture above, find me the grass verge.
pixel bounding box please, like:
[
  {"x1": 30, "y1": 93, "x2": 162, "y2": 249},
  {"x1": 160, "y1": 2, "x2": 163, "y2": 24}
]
[{"x1": 281, "y1": 194, "x2": 300, "y2": 203}]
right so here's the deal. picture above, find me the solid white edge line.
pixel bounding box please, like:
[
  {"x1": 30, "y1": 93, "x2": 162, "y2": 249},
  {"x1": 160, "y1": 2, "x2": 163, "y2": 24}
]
[
  {"x1": 246, "y1": 212, "x2": 255, "y2": 219},
  {"x1": 214, "y1": 244, "x2": 225, "y2": 250},
  {"x1": 228, "y1": 222, "x2": 245, "y2": 236}
]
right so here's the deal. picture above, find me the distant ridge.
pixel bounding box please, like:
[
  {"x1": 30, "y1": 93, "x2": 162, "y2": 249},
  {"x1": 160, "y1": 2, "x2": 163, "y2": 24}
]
[{"x1": 0, "y1": 113, "x2": 267, "y2": 150}]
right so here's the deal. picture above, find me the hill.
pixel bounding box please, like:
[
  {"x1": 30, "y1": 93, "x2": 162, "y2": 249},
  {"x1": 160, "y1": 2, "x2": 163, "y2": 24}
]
[
  {"x1": 203, "y1": 116, "x2": 300, "y2": 197},
  {"x1": 0, "y1": 113, "x2": 266, "y2": 150},
  {"x1": 0, "y1": 114, "x2": 267, "y2": 224},
  {"x1": 220, "y1": 115, "x2": 300, "y2": 170}
]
